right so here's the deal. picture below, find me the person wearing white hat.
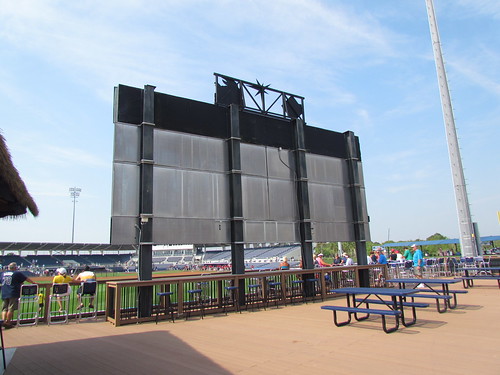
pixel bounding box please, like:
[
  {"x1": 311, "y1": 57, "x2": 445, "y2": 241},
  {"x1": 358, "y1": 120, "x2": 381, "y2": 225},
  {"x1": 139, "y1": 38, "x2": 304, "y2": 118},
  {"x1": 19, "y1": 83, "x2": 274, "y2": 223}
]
[
  {"x1": 344, "y1": 253, "x2": 353, "y2": 266},
  {"x1": 316, "y1": 253, "x2": 331, "y2": 267},
  {"x1": 52, "y1": 268, "x2": 73, "y2": 312}
]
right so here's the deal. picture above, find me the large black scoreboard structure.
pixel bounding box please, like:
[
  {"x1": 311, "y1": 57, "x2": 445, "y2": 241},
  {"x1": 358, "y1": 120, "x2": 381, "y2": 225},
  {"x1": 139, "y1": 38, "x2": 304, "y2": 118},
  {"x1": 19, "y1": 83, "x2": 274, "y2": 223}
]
[{"x1": 111, "y1": 74, "x2": 370, "y2": 281}]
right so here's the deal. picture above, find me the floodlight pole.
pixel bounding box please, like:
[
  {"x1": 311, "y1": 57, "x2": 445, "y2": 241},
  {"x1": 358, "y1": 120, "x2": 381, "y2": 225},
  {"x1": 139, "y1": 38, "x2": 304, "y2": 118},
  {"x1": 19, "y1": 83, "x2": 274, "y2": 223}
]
[
  {"x1": 69, "y1": 187, "x2": 81, "y2": 243},
  {"x1": 425, "y1": 0, "x2": 477, "y2": 257}
]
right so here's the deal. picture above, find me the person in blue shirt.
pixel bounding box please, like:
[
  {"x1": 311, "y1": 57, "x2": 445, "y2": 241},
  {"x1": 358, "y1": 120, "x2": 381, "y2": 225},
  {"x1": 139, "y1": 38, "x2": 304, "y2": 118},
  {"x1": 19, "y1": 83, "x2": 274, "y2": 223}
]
[
  {"x1": 377, "y1": 250, "x2": 388, "y2": 265},
  {"x1": 412, "y1": 244, "x2": 424, "y2": 279},
  {"x1": 1, "y1": 262, "x2": 36, "y2": 328},
  {"x1": 375, "y1": 249, "x2": 388, "y2": 286}
]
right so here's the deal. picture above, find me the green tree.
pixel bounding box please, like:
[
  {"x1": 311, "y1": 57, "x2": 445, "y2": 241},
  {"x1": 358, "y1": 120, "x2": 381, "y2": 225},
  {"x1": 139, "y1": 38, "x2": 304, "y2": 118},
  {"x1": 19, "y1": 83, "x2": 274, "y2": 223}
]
[{"x1": 314, "y1": 241, "x2": 383, "y2": 263}]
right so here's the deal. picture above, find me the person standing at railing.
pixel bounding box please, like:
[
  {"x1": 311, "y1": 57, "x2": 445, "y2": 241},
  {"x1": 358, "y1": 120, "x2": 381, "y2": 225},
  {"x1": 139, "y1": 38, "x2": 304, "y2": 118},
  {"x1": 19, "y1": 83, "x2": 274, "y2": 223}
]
[
  {"x1": 38, "y1": 291, "x2": 44, "y2": 313},
  {"x1": 376, "y1": 250, "x2": 388, "y2": 286},
  {"x1": 1, "y1": 262, "x2": 37, "y2": 329},
  {"x1": 279, "y1": 257, "x2": 290, "y2": 270}
]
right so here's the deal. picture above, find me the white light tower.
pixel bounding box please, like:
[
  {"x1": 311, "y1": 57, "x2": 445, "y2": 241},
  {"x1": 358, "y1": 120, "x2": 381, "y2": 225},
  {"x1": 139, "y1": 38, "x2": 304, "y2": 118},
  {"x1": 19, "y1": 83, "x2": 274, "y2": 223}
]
[
  {"x1": 69, "y1": 187, "x2": 82, "y2": 243},
  {"x1": 425, "y1": 0, "x2": 477, "y2": 257}
]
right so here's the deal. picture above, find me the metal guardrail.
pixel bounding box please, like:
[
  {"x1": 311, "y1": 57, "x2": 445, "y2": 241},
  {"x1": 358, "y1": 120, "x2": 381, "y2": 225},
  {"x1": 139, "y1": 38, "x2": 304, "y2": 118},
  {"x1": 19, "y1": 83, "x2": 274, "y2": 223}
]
[{"x1": 16, "y1": 281, "x2": 108, "y2": 325}]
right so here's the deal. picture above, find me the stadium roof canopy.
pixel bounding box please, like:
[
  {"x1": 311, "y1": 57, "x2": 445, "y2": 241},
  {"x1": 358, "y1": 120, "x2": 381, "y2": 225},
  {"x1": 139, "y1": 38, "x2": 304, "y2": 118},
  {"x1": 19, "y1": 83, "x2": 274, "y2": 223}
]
[{"x1": 384, "y1": 235, "x2": 500, "y2": 248}]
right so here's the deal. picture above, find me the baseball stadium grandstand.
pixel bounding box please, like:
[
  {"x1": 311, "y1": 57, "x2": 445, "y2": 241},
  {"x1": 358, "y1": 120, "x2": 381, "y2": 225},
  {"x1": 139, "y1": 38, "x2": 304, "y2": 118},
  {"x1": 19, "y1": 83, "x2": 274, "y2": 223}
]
[
  {"x1": 0, "y1": 242, "x2": 136, "y2": 275},
  {"x1": 142, "y1": 243, "x2": 302, "y2": 271},
  {"x1": 0, "y1": 242, "x2": 303, "y2": 274}
]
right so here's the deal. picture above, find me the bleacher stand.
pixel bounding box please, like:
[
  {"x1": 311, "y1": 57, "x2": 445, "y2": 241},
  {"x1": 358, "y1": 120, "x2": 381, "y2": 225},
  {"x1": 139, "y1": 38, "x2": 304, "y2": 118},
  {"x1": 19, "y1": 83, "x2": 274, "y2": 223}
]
[
  {"x1": 53, "y1": 255, "x2": 90, "y2": 265},
  {"x1": 0, "y1": 255, "x2": 30, "y2": 268},
  {"x1": 25, "y1": 255, "x2": 61, "y2": 267}
]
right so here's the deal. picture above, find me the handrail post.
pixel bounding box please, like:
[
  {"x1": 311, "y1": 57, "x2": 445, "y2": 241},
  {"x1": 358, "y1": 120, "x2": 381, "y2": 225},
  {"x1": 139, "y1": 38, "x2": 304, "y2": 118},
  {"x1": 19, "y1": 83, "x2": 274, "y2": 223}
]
[
  {"x1": 280, "y1": 271, "x2": 287, "y2": 304},
  {"x1": 177, "y1": 282, "x2": 185, "y2": 316},
  {"x1": 115, "y1": 284, "x2": 122, "y2": 327},
  {"x1": 320, "y1": 269, "x2": 327, "y2": 300}
]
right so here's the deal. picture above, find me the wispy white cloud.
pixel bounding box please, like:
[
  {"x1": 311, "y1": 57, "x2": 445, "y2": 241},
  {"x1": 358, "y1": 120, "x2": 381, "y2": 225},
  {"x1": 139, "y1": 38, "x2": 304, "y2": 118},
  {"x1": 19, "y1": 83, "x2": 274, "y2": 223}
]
[
  {"x1": 376, "y1": 149, "x2": 419, "y2": 164},
  {"x1": 0, "y1": 1, "x2": 187, "y2": 100},
  {"x1": 455, "y1": 0, "x2": 500, "y2": 19},
  {"x1": 38, "y1": 145, "x2": 109, "y2": 168},
  {"x1": 27, "y1": 180, "x2": 72, "y2": 198},
  {"x1": 0, "y1": 0, "x2": 403, "y2": 104},
  {"x1": 447, "y1": 48, "x2": 500, "y2": 96}
]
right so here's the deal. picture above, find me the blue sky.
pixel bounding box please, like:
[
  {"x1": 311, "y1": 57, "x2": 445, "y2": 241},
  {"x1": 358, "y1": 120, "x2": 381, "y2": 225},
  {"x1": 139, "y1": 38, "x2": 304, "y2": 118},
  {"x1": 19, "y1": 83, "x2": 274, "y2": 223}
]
[{"x1": 1, "y1": 0, "x2": 499, "y2": 244}]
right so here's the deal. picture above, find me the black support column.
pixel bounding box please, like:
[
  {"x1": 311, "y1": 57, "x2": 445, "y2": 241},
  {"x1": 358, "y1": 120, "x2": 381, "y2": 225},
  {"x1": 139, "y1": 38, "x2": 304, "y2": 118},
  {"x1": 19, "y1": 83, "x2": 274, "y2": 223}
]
[
  {"x1": 227, "y1": 104, "x2": 245, "y2": 275},
  {"x1": 293, "y1": 119, "x2": 314, "y2": 271},
  {"x1": 138, "y1": 84, "x2": 155, "y2": 317},
  {"x1": 227, "y1": 105, "x2": 246, "y2": 305},
  {"x1": 345, "y1": 131, "x2": 369, "y2": 287}
]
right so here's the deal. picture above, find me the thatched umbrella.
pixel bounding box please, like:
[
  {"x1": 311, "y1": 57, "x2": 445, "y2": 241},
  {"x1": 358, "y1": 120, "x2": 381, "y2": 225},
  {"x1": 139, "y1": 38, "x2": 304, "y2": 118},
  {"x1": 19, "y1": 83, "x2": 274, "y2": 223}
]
[{"x1": 0, "y1": 132, "x2": 39, "y2": 219}]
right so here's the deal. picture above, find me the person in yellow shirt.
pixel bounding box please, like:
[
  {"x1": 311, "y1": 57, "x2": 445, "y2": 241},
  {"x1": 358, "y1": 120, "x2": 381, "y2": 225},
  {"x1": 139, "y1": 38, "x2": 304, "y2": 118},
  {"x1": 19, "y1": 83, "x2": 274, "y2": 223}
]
[
  {"x1": 52, "y1": 268, "x2": 73, "y2": 312},
  {"x1": 38, "y1": 292, "x2": 44, "y2": 313}
]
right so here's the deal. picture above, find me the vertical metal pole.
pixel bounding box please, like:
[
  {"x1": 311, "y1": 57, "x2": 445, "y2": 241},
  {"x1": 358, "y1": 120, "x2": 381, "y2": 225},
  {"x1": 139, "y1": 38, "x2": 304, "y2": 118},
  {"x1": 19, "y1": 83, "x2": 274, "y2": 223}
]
[{"x1": 425, "y1": 0, "x2": 477, "y2": 257}]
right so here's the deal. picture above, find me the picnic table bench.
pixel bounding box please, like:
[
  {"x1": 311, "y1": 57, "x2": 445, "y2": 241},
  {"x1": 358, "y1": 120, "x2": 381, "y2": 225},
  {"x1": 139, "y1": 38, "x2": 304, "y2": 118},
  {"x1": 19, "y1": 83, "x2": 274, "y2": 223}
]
[
  {"x1": 459, "y1": 275, "x2": 500, "y2": 288},
  {"x1": 386, "y1": 278, "x2": 462, "y2": 312},
  {"x1": 354, "y1": 298, "x2": 430, "y2": 309},
  {"x1": 407, "y1": 293, "x2": 452, "y2": 313},
  {"x1": 457, "y1": 267, "x2": 500, "y2": 288},
  {"x1": 321, "y1": 305, "x2": 402, "y2": 334}
]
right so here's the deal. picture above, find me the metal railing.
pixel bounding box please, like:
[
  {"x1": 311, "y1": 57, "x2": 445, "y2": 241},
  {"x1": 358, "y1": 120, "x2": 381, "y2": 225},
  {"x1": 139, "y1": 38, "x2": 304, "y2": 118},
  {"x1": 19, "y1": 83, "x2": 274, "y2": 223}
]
[{"x1": 16, "y1": 281, "x2": 107, "y2": 325}]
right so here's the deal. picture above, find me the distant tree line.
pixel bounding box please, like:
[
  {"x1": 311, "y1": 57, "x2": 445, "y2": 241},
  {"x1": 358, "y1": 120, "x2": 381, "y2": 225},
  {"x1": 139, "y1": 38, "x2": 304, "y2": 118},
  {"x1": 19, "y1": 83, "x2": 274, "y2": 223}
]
[{"x1": 314, "y1": 233, "x2": 499, "y2": 262}]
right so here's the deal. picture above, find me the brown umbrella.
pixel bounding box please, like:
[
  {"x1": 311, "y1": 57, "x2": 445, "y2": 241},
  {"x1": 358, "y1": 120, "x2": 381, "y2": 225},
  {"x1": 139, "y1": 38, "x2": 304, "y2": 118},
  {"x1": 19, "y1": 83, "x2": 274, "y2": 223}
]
[{"x1": 0, "y1": 132, "x2": 39, "y2": 218}]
